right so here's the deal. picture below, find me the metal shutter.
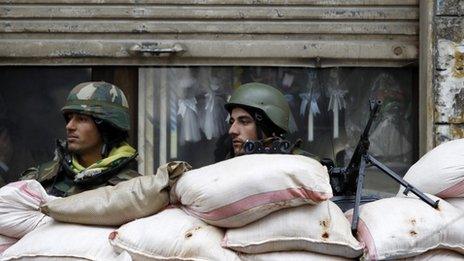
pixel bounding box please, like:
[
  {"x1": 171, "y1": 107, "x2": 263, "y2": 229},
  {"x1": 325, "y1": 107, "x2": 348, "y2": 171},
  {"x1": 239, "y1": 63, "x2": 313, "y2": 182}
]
[{"x1": 0, "y1": 0, "x2": 418, "y2": 66}]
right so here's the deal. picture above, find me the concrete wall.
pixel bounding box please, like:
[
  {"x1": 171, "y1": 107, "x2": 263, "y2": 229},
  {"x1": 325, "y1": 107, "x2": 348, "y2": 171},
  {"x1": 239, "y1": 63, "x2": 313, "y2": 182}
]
[{"x1": 434, "y1": 0, "x2": 464, "y2": 144}]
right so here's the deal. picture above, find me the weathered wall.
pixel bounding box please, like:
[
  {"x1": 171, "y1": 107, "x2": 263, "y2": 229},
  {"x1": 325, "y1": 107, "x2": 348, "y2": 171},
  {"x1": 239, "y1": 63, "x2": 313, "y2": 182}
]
[{"x1": 434, "y1": 0, "x2": 464, "y2": 144}]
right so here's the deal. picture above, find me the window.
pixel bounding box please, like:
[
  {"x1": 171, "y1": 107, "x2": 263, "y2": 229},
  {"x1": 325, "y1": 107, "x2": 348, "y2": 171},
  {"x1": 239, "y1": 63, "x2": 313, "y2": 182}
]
[{"x1": 139, "y1": 66, "x2": 418, "y2": 194}]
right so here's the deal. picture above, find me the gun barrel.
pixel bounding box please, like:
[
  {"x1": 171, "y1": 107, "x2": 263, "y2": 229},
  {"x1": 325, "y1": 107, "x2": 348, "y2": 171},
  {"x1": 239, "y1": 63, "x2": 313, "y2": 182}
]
[
  {"x1": 345, "y1": 100, "x2": 382, "y2": 194},
  {"x1": 361, "y1": 100, "x2": 382, "y2": 139}
]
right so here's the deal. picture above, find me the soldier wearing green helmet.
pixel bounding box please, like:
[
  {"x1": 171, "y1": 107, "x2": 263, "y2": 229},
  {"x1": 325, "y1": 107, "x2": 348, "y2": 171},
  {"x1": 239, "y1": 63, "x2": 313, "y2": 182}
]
[
  {"x1": 225, "y1": 82, "x2": 314, "y2": 157},
  {"x1": 20, "y1": 82, "x2": 141, "y2": 197}
]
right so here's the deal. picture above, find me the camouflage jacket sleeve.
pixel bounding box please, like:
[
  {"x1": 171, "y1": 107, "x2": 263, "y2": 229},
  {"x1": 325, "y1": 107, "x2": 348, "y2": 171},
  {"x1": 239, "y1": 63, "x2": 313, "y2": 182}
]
[{"x1": 20, "y1": 159, "x2": 61, "y2": 183}]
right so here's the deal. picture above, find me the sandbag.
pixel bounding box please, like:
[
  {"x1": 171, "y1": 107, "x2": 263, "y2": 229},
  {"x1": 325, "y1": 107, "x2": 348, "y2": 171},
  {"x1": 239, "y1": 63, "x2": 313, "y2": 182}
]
[
  {"x1": 346, "y1": 195, "x2": 464, "y2": 260},
  {"x1": 0, "y1": 180, "x2": 56, "y2": 238},
  {"x1": 109, "y1": 207, "x2": 240, "y2": 261},
  {"x1": 0, "y1": 235, "x2": 17, "y2": 255},
  {"x1": 398, "y1": 249, "x2": 464, "y2": 260},
  {"x1": 446, "y1": 198, "x2": 464, "y2": 211},
  {"x1": 172, "y1": 154, "x2": 332, "y2": 227},
  {"x1": 41, "y1": 161, "x2": 191, "y2": 226},
  {"x1": 1, "y1": 221, "x2": 130, "y2": 261},
  {"x1": 239, "y1": 251, "x2": 352, "y2": 261},
  {"x1": 398, "y1": 139, "x2": 464, "y2": 198},
  {"x1": 223, "y1": 201, "x2": 363, "y2": 258}
]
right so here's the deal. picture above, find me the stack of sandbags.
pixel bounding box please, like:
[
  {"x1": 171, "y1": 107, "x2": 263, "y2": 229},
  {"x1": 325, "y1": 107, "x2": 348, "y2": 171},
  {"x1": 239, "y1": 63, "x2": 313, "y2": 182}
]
[
  {"x1": 346, "y1": 195, "x2": 464, "y2": 260},
  {"x1": 392, "y1": 138, "x2": 464, "y2": 259},
  {"x1": 168, "y1": 154, "x2": 362, "y2": 259},
  {"x1": 4, "y1": 155, "x2": 355, "y2": 260},
  {"x1": 40, "y1": 161, "x2": 191, "y2": 226},
  {"x1": 108, "y1": 205, "x2": 360, "y2": 261},
  {"x1": 1, "y1": 221, "x2": 131, "y2": 260},
  {"x1": 222, "y1": 201, "x2": 363, "y2": 258},
  {"x1": 1, "y1": 162, "x2": 191, "y2": 260},
  {"x1": 0, "y1": 179, "x2": 126, "y2": 259},
  {"x1": 0, "y1": 180, "x2": 56, "y2": 239},
  {"x1": 109, "y1": 207, "x2": 240, "y2": 260},
  {"x1": 398, "y1": 139, "x2": 464, "y2": 209},
  {"x1": 171, "y1": 154, "x2": 333, "y2": 227}
]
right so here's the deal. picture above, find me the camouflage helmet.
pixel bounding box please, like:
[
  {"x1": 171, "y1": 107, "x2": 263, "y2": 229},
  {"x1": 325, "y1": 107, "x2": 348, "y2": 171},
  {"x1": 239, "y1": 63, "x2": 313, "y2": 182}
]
[
  {"x1": 225, "y1": 82, "x2": 290, "y2": 133},
  {"x1": 61, "y1": 81, "x2": 130, "y2": 131}
]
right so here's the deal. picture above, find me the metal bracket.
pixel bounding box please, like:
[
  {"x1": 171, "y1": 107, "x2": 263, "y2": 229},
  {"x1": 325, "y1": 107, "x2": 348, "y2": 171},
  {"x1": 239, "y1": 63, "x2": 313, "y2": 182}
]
[{"x1": 130, "y1": 43, "x2": 185, "y2": 56}]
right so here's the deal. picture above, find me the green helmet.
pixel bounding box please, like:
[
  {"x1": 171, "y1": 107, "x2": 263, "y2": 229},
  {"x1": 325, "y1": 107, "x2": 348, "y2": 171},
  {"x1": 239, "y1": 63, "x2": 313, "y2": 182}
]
[
  {"x1": 61, "y1": 81, "x2": 130, "y2": 131},
  {"x1": 225, "y1": 82, "x2": 290, "y2": 133}
]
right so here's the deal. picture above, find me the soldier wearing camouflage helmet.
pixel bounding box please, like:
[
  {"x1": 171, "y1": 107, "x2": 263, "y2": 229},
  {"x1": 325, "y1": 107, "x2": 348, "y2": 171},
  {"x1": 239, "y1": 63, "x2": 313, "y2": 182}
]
[
  {"x1": 21, "y1": 82, "x2": 141, "y2": 197},
  {"x1": 225, "y1": 82, "x2": 315, "y2": 158}
]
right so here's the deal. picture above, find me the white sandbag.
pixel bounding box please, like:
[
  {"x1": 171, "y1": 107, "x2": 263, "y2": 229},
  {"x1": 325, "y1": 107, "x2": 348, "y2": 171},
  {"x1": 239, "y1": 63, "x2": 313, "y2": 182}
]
[
  {"x1": 0, "y1": 180, "x2": 56, "y2": 238},
  {"x1": 1, "y1": 221, "x2": 128, "y2": 261},
  {"x1": 109, "y1": 207, "x2": 240, "y2": 261},
  {"x1": 172, "y1": 154, "x2": 332, "y2": 227},
  {"x1": 346, "y1": 195, "x2": 464, "y2": 260},
  {"x1": 239, "y1": 251, "x2": 352, "y2": 261},
  {"x1": 398, "y1": 249, "x2": 464, "y2": 260},
  {"x1": 446, "y1": 198, "x2": 464, "y2": 211},
  {"x1": 223, "y1": 201, "x2": 363, "y2": 258},
  {"x1": 398, "y1": 139, "x2": 464, "y2": 198},
  {"x1": 41, "y1": 161, "x2": 191, "y2": 226},
  {"x1": 0, "y1": 235, "x2": 17, "y2": 255}
]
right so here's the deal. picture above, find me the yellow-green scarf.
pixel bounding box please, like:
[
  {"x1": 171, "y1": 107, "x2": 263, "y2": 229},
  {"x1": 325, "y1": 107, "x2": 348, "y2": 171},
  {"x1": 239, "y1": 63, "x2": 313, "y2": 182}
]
[{"x1": 71, "y1": 142, "x2": 136, "y2": 175}]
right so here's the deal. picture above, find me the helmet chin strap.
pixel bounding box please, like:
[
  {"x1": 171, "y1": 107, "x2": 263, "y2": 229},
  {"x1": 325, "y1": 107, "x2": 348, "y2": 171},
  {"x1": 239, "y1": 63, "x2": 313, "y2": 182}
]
[
  {"x1": 253, "y1": 111, "x2": 264, "y2": 140},
  {"x1": 256, "y1": 125, "x2": 264, "y2": 140},
  {"x1": 100, "y1": 139, "x2": 109, "y2": 158},
  {"x1": 93, "y1": 118, "x2": 110, "y2": 158},
  {"x1": 254, "y1": 111, "x2": 274, "y2": 140}
]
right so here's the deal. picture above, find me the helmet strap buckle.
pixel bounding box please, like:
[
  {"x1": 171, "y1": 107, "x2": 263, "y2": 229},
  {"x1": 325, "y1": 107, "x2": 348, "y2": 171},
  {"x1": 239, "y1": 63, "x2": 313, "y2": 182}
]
[{"x1": 254, "y1": 112, "x2": 263, "y2": 122}]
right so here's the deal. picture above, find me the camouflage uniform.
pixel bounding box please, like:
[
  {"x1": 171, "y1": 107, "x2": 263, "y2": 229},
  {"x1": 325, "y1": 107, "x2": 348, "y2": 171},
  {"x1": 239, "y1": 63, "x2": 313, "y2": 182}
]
[{"x1": 21, "y1": 82, "x2": 141, "y2": 197}]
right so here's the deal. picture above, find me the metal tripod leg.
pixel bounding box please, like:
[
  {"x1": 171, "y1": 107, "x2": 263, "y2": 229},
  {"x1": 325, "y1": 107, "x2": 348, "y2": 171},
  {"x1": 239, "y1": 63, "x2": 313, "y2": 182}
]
[
  {"x1": 366, "y1": 154, "x2": 439, "y2": 209},
  {"x1": 351, "y1": 156, "x2": 367, "y2": 235}
]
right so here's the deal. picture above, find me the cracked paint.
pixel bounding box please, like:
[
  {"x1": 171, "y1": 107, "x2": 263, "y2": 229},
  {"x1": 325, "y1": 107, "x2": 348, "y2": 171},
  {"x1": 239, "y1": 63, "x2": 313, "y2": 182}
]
[{"x1": 436, "y1": 39, "x2": 464, "y2": 124}]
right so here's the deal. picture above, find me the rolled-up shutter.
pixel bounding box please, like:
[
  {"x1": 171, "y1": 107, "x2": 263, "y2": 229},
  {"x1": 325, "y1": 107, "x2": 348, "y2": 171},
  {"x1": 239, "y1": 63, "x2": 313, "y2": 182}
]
[{"x1": 0, "y1": 0, "x2": 418, "y2": 66}]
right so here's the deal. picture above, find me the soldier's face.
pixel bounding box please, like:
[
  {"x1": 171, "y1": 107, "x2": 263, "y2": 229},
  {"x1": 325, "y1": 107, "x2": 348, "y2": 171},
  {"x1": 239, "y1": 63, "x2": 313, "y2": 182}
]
[
  {"x1": 65, "y1": 113, "x2": 103, "y2": 156},
  {"x1": 228, "y1": 107, "x2": 258, "y2": 155}
]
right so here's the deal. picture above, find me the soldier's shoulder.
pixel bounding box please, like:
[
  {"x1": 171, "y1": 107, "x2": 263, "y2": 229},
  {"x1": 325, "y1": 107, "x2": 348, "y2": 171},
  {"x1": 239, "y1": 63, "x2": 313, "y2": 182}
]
[{"x1": 20, "y1": 159, "x2": 61, "y2": 183}]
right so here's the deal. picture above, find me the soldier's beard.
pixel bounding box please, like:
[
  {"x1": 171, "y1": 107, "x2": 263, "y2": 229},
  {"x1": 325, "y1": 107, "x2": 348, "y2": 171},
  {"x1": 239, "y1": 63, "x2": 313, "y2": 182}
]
[{"x1": 67, "y1": 142, "x2": 103, "y2": 159}]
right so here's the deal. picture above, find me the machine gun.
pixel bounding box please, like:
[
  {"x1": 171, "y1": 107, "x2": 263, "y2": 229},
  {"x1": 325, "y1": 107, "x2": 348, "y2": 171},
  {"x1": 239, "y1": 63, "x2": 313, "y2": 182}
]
[{"x1": 322, "y1": 100, "x2": 439, "y2": 235}]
